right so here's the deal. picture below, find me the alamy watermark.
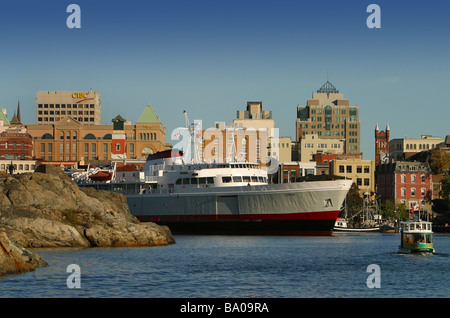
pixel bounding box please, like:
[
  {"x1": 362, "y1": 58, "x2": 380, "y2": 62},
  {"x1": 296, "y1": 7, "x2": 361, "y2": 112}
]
[
  {"x1": 66, "y1": 264, "x2": 81, "y2": 289},
  {"x1": 66, "y1": 4, "x2": 81, "y2": 29},
  {"x1": 366, "y1": 264, "x2": 381, "y2": 288},
  {"x1": 366, "y1": 4, "x2": 381, "y2": 29},
  {"x1": 170, "y1": 120, "x2": 280, "y2": 174}
]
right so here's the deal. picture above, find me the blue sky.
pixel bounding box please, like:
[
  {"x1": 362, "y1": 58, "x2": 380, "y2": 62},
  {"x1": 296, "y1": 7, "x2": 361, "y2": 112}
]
[{"x1": 0, "y1": 0, "x2": 449, "y2": 161}]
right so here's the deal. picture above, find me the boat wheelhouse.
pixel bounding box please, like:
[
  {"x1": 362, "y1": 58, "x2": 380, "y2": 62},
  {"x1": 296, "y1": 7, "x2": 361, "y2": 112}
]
[{"x1": 399, "y1": 219, "x2": 434, "y2": 253}]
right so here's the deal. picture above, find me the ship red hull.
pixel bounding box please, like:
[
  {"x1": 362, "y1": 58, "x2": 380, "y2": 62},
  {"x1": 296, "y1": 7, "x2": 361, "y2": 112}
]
[{"x1": 136, "y1": 210, "x2": 339, "y2": 236}]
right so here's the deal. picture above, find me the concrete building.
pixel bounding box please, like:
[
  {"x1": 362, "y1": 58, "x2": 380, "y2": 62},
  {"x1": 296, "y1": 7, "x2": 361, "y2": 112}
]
[
  {"x1": 269, "y1": 136, "x2": 291, "y2": 163},
  {"x1": 36, "y1": 91, "x2": 101, "y2": 125},
  {"x1": 233, "y1": 101, "x2": 275, "y2": 136},
  {"x1": 298, "y1": 133, "x2": 345, "y2": 162},
  {"x1": 330, "y1": 158, "x2": 375, "y2": 198},
  {"x1": 200, "y1": 121, "x2": 269, "y2": 165},
  {"x1": 296, "y1": 80, "x2": 361, "y2": 155},
  {"x1": 389, "y1": 135, "x2": 445, "y2": 161}
]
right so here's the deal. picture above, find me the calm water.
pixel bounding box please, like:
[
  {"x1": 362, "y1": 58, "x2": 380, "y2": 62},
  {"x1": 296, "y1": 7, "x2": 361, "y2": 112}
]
[{"x1": 1, "y1": 233, "x2": 450, "y2": 298}]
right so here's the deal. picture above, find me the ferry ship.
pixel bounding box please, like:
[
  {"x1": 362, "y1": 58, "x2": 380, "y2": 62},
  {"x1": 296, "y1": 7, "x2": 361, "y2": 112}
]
[
  {"x1": 79, "y1": 150, "x2": 353, "y2": 236},
  {"x1": 399, "y1": 217, "x2": 435, "y2": 253}
]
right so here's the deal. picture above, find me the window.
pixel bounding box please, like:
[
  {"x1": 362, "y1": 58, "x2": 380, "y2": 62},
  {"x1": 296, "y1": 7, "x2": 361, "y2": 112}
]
[
  {"x1": 401, "y1": 175, "x2": 406, "y2": 183},
  {"x1": 401, "y1": 188, "x2": 406, "y2": 196},
  {"x1": 91, "y1": 143, "x2": 96, "y2": 153},
  {"x1": 339, "y1": 165, "x2": 345, "y2": 173},
  {"x1": 411, "y1": 188, "x2": 416, "y2": 196},
  {"x1": 364, "y1": 178, "x2": 370, "y2": 186},
  {"x1": 411, "y1": 175, "x2": 416, "y2": 183},
  {"x1": 364, "y1": 166, "x2": 370, "y2": 173},
  {"x1": 222, "y1": 176, "x2": 232, "y2": 183},
  {"x1": 421, "y1": 188, "x2": 426, "y2": 197},
  {"x1": 347, "y1": 165, "x2": 352, "y2": 173},
  {"x1": 357, "y1": 178, "x2": 362, "y2": 186},
  {"x1": 357, "y1": 166, "x2": 362, "y2": 173},
  {"x1": 421, "y1": 175, "x2": 426, "y2": 183}
]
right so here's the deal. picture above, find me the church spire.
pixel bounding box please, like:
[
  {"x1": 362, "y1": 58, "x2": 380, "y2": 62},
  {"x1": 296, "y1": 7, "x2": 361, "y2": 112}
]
[{"x1": 17, "y1": 98, "x2": 21, "y2": 124}]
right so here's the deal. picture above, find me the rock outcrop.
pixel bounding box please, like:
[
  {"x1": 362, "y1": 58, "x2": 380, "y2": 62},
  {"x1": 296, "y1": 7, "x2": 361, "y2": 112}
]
[
  {"x1": 0, "y1": 231, "x2": 48, "y2": 276},
  {"x1": 0, "y1": 165, "x2": 175, "y2": 252}
]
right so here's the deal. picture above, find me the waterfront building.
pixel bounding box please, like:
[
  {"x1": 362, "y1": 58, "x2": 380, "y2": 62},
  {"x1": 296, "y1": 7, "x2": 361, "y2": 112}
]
[
  {"x1": 375, "y1": 161, "x2": 433, "y2": 212},
  {"x1": 26, "y1": 104, "x2": 165, "y2": 167},
  {"x1": 313, "y1": 153, "x2": 363, "y2": 175},
  {"x1": 36, "y1": 91, "x2": 101, "y2": 125},
  {"x1": 234, "y1": 101, "x2": 274, "y2": 134},
  {"x1": 199, "y1": 121, "x2": 269, "y2": 165},
  {"x1": 0, "y1": 125, "x2": 33, "y2": 161},
  {"x1": 389, "y1": 135, "x2": 445, "y2": 161},
  {"x1": 269, "y1": 136, "x2": 292, "y2": 163},
  {"x1": 0, "y1": 105, "x2": 38, "y2": 174},
  {"x1": 329, "y1": 158, "x2": 375, "y2": 198},
  {"x1": 296, "y1": 80, "x2": 361, "y2": 155},
  {"x1": 375, "y1": 123, "x2": 390, "y2": 166},
  {"x1": 275, "y1": 161, "x2": 317, "y2": 183},
  {"x1": 297, "y1": 133, "x2": 345, "y2": 162}
]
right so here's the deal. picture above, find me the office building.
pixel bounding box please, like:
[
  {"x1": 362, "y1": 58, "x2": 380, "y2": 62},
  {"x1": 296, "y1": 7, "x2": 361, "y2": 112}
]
[
  {"x1": 36, "y1": 91, "x2": 101, "y2": 125},
  {"x1": 296, "y1": 80, "x2": 361, "y2": 155}
]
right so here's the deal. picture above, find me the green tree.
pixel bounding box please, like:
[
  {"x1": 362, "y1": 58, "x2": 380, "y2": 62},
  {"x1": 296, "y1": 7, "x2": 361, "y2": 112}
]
[
  {"x1": 343, "y1": 183, "x2": 363, "y2": 220},
  {"x1": 381, "y1": 200, "x2": 395, "y2": 220},
  {"x1": 395, "y1": 203, "x2": 410, "y2": 221}
]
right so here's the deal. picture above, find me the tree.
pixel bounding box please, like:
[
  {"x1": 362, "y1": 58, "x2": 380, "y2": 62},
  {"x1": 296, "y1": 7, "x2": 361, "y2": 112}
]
[
  {"x1": 430, "y1": 149, "x2": 450, "y2": 175},
  {"x1": 381, "y1": 200, "x2": 409, "y2": 221},
  {"x1": 342, "y1": 183, "x2": 364, "y2": 220},
  {"x1": 381, "y1": 200, "x2": 395, "y2": 220}
]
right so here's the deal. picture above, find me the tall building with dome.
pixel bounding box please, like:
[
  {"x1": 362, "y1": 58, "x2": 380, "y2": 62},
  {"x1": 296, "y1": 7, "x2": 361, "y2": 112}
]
[{"x1": 295, "y1": 80, "x2": 361, "y2": 155}]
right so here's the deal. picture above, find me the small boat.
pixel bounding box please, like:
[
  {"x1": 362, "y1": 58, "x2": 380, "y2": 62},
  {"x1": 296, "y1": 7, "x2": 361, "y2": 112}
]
[
  {"x1": 399, "y1": 218, "x2": 434, "y2": 254},
  {"x1": 88, "y1": 170, "x2": 113, "y2": 182},
  {"x1": 334, "y1": 218, "x2": 380, "y2": 232}
]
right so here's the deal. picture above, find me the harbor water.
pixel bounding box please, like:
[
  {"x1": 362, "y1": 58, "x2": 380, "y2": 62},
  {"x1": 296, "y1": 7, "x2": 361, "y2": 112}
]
[{"x1": 1, "y1": 233, "x2": 450, "y2": 298}]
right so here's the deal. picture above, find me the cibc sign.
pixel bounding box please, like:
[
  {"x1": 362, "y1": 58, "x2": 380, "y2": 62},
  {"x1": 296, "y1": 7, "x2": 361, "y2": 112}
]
[{"x1": 72, "y1": 92, "x2": 90, "y2": 98}]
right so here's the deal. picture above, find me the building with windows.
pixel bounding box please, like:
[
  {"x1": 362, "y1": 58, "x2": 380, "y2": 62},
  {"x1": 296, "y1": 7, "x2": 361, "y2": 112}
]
[
  {"x1": 389, "y1": 135, "x2": 445, "y2": 161},
  {"x1": 199, "y1": 121, "x2": 269, "y2": 165},
  {"x1": 375, "y1": 123, "x2": 390, "y2": 166},
  {"x1": 329, "y1": 158, "x2": 375, "y2": 198},
  {"x1": 375, "y1": 161, "x2": 432, "y2": 212},
  {"x1": 297, "y1": 133, "x2": 345, "y2": 162},
  {"x1": 26, "y1": 104, "x2": 165, "y2": 167},
  {"x1": 234, "y1": 101, "x2": 274, "y2": 133},
  {"x1": 296, "y1": 80, "x2": 361, "y2": 155},
  {"x1": 36, "y1": 91, "x2": 101, "y2": 125},
  {"x1": 0, "y1": 125, "x2": 33, "y2": 161}
]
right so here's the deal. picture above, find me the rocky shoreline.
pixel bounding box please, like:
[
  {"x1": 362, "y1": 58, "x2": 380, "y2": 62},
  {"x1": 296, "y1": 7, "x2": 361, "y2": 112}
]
[{"x1": 0, "y1": 164, "x2": 175, "y2": 276}]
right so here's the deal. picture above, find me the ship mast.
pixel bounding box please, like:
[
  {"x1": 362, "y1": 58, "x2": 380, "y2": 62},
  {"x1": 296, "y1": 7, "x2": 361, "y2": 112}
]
[{"x1": 183, "y1": 110, "x2": 201, "y2": 164}]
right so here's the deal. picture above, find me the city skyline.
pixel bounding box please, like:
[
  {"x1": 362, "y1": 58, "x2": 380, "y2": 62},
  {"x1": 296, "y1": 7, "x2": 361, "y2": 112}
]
[{"x1": 0, "y1": 0, "x2": 449, "y2": 161}]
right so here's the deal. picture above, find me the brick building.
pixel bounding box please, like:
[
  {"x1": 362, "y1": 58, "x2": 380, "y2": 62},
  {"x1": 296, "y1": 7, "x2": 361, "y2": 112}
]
[{"x1": 375, "y1": 161, "x2": 433, "y2": 211}]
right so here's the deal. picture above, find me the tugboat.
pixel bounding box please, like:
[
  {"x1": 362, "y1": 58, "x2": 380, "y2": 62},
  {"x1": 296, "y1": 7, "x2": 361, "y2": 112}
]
[{"x1": 399, "y1": 216, "x2": 434, "y2": 254}]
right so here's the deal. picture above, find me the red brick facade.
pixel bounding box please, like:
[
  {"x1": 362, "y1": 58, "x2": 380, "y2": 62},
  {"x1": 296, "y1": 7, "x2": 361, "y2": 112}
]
[
  {"x1": 376, "y1": 161, "x2": 432, "y2": 211},
  {"x1": 0, "y1": 129, "x2": 33, "y2": 160}
]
